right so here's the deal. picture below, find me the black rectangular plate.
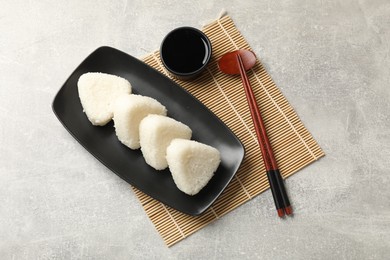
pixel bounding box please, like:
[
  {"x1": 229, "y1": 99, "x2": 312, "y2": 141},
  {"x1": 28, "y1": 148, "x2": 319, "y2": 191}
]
[{"x1": 52, "y1": 46, "x2": 245, "y2": 216}]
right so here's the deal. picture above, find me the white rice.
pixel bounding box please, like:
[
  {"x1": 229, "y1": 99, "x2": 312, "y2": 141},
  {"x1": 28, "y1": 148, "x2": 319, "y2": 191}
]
[
  {"x1": 77, "y1": 72, "x2": 132, "y2": 126},
  {"x1": 113, "y1": 94, "x2": 167, "y2": 149},
  {"x1": 166, "y1": 139, "x2": 221, "y2": 195},
  {"x1": 139, "y1": 114, "x2": 192, "y2": 170}
]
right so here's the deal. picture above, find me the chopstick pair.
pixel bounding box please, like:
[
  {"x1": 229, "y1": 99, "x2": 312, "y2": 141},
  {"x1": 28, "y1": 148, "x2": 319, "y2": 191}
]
[{"x1": 235, "y1": 54, "x2": 293, "y2": 217}]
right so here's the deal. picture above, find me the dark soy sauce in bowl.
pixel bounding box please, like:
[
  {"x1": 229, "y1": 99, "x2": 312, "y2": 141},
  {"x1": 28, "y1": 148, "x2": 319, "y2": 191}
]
[{"x1": 160, "y1": 27, "x2": 212, "y2": 80}]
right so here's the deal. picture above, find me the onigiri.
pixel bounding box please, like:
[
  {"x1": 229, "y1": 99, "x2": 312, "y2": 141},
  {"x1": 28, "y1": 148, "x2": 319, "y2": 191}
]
[
  {"x1": 139, "y1": 114, "x2": 192, "y2": 170},
  {"x1": 113, "y1": 95, "x2": 167, "y2": 149},
  {"x1": 77, "y1": 72, "x2": 132, "y2": 126},
  {"x1": 166, "y1": 139, "x2": 221, "y2": 195}
]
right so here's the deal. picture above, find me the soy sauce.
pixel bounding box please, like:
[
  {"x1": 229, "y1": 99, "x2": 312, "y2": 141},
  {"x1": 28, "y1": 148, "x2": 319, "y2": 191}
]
[{"x1": 161, "y1": 28, "x2": 210, "y2": 74}]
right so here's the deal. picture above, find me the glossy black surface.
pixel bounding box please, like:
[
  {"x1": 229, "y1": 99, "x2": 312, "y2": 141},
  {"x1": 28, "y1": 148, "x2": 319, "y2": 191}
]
[
  {"x1": 160, "y1": 27, "x2": 212, "y2": 80},
  {"x1": 52, "y1": 46, "x2": 244, "y2": 216}
]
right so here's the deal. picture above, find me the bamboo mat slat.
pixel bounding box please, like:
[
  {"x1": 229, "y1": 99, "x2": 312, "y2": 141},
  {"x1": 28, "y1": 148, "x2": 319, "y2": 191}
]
[{"x1": 133, "y1": 15, "x2": 324, "y2": 247}]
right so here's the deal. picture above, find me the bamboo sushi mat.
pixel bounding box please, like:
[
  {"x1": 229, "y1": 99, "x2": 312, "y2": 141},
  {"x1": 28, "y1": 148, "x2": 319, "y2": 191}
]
[{"x1": 133, "y1": 15, "x2": 324, "y2": 247}]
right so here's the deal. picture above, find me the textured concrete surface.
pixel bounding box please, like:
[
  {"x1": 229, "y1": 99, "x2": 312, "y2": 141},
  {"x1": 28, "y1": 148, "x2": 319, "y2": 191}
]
[{"x1": 1, "y1": 0, "x2": 389, "y2": 259}]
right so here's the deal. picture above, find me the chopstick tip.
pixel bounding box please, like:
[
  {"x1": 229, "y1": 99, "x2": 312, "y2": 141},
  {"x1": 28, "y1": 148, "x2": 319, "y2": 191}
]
[
  {"x1": 285, "y1": 206, "x2": 293, "y2": 216},
  {"x1": 277, "y1": 209, "x2": 285, "y2": 218}
]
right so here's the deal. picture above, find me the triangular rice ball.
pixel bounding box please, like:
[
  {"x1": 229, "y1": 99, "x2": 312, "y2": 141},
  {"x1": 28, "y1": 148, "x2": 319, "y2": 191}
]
[
  {"x1": 140, "y1": 115, "x2": 192, "y2": 170},
  {"x1": 166, "y1": 139, "x2": 221, "y2": 195},
  {"x1": 113, "y1": 95, "x2": 167, "y2": 149},
  {"x1": 77, "y1": 72, "x2": 132, "y2": 126}
]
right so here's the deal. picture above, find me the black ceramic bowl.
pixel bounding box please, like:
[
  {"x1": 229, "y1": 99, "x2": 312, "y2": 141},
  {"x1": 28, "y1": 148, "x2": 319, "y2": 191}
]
[{"x1": 160, "y1": 27, "x2": 212, "y2": 80}]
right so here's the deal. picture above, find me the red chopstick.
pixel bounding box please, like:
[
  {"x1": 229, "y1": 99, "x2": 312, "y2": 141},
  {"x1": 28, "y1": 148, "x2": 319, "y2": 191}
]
[{"x1": 236, "y1": 54, "x2": 293, "y2": 217}]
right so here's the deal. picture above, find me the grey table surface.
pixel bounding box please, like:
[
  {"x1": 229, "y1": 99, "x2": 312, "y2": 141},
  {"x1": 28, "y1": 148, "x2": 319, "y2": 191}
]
[{"x1": 1, "y1": 0, "x2": 389, "y2": 259}]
